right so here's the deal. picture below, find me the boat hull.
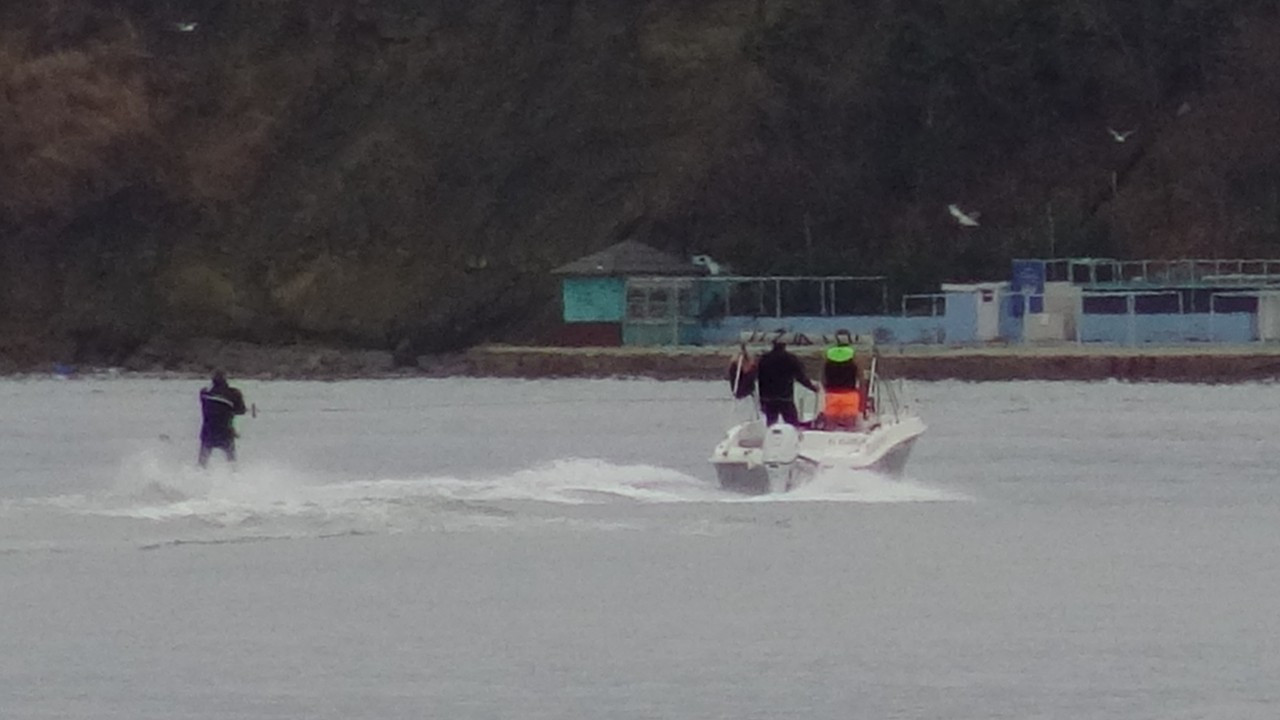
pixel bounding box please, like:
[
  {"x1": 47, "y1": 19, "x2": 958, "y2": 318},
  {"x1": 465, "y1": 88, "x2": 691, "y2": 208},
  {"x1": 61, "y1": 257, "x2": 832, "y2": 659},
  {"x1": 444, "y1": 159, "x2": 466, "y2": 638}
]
[
  {"x1": 714, "y1": 463, "x2": 774, "y2": 495},
  {"x1": 710, "y1": 417, "x2": 925, "y2": 495}
]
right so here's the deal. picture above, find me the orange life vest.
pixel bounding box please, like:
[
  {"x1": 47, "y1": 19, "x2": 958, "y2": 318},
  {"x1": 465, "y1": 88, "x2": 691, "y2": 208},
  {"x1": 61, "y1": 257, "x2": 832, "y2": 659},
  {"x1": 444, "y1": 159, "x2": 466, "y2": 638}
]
[{"x1": 824, "y1": 390, "x2": 862, "y2": 420}]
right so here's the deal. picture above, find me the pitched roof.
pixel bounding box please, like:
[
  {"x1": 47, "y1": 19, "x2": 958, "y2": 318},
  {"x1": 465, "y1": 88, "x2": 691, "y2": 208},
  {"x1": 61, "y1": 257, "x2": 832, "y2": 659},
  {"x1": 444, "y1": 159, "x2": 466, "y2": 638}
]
[{"x1": 552, "y1": 240, "x2": 706, "y2": 276}]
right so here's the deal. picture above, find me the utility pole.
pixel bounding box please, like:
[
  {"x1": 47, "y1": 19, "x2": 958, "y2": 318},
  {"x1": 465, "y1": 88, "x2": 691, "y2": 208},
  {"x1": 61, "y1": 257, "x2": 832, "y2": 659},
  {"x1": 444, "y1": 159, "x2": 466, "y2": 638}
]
[
  {"x1": 1046, "y1": 200, "x2": 1056, "y2": 258},
  {"x1": 803, "y1": 211, "x2": 814, "y2": 272}
]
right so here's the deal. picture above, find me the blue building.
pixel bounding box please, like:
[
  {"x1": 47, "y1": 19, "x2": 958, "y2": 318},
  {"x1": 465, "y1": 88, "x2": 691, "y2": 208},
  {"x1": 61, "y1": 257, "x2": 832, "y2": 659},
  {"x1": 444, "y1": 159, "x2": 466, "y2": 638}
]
[
  {"x1": 551, "y1": 247, "x2": 1011, "y2": 347},
  {"x1": 1007, "y1": 258, "x2": 1280, "y2": 345},
  {"x1": 552, "y1": 250, "x2": 1280, "y2": 347}
]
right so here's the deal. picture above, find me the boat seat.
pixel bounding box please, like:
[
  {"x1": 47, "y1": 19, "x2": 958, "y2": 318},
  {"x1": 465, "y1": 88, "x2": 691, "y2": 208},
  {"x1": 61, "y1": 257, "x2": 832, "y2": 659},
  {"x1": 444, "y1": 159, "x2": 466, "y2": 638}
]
[{"x1": 736, "y1": 425, "x2": 765, "y2": 448}]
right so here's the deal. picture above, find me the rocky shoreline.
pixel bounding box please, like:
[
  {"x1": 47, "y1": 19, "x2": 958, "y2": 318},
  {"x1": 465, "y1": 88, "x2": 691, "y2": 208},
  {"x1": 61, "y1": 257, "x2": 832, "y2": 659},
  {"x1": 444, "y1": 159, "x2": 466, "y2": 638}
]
[
  {"x1": 5, "y1": 338, "x2": 1280, "y2": 383},
  {"x1": 464, "y1": 344, "x2": 1280, "y2": 383},
  {"x1": 0, "y1": 337, "x2": 469, "y2": 380}
]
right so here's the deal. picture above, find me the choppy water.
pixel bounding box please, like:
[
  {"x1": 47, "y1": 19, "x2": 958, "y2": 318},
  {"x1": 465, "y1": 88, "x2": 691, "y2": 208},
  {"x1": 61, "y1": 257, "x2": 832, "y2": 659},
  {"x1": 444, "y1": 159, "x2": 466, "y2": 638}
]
[{"x1": 2, "y1": 376, "x2": 1279, "y2": 719}]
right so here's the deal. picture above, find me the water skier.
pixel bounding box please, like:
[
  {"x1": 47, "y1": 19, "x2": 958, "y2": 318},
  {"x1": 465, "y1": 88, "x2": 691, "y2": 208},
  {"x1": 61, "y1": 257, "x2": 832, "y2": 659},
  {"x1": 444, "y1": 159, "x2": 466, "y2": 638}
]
[{"x1": 198, "y1": 370, "x2": 247, "y2": 467}]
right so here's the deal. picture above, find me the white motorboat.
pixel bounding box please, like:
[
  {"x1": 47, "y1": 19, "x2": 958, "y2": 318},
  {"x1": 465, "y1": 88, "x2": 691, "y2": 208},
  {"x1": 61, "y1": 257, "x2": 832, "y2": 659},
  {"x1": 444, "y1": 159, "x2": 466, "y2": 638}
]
[{"x1": 710, "y1": 346, "x2": 926, "y2": 494}]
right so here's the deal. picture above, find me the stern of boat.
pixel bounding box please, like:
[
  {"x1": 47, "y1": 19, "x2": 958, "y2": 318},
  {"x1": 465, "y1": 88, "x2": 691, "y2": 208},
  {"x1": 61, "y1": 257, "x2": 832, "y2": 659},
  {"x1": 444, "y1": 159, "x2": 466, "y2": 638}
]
[{"x1": 712, "y1": 421, "x2": 819, "y2": 494}]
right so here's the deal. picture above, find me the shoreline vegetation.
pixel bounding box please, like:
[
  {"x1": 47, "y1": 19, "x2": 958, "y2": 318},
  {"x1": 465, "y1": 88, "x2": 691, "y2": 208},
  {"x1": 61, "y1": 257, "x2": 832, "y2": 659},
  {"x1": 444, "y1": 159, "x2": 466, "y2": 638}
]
[{"x1": 5, "y1": 338, "x2": 1280, "y2": 383}]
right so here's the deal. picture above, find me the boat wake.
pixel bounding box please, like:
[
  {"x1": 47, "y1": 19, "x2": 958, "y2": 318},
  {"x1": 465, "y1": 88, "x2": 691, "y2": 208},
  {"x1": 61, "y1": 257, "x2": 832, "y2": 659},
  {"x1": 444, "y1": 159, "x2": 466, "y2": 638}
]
[
  {"x1": 756, "y1": 468, "x2": 969, "y2": 503},
  {"x1": 17, "y1": 452, "x2": 725, "y2": 526},
  {"x1": 1, "y1": 451, "x2": 965, "y2": 552}
]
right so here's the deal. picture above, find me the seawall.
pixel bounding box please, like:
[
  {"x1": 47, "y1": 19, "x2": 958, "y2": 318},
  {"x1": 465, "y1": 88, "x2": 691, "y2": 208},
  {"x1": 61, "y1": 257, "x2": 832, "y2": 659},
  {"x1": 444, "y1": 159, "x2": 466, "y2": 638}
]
[
  {"x1": 465, "y1": 344, "x2": 1280, "y2": 383},
  {"x1": 11, "y1": 340, "x2": 1280, "y2": 383}
]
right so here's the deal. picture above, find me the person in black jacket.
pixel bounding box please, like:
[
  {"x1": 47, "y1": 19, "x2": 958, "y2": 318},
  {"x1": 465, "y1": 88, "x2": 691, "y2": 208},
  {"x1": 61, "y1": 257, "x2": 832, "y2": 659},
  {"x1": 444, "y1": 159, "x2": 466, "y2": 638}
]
[
  {"x1": 198, "y1": 370, "x2": 248, "y2": 467},
  {"x1": 754, "y1": 337, "x2": 818, "y2": 426}
]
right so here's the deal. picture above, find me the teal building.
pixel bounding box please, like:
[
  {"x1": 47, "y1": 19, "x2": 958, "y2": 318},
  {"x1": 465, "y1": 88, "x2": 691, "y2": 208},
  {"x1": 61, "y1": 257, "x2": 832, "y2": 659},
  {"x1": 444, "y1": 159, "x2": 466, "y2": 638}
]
[{"x1": 552, "y1": 241, "x2": 706, "y2": 346}]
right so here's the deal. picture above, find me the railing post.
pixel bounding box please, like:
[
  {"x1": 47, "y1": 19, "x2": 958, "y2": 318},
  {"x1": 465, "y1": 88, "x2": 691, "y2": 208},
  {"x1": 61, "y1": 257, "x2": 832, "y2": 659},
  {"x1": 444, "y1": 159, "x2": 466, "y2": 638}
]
[
  {"x1": 671, "y1": 278, "x2": 680, "y2": 345},
  {"x1": 1258, "y1": 291, "x2": 1267, "y2": 344},
  {"x1": 1127, "y1": 292, "x2": 1136, "y2": 346},
  {"x1": 1025, "y1": 292, "x2": 1034, "y2": 343},
  {"x1": 1075, "y1": 291, "x2": 1083, "y2": 344},
  {"x1": 1209, "y1": 293, "x2": 1216, "y2": 342},
  {"x1": 1255, "y1": 291, "x2": 1262, "y2": 344}
]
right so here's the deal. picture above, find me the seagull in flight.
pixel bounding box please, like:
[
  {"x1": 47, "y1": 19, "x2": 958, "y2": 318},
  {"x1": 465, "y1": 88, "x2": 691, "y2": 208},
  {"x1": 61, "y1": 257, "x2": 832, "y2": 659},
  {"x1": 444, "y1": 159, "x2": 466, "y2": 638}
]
[
  {"x1": 947, "y1": 204, "x2": 980, "y2": 227},
  {"x1": 172, "y1": 21, "x2": 199, "y2": 32},
  {"x1": 691, "y1": 254, "x2": 728, "y2": 275},
  {"x1": 1107, "y1": 127, "x2": 1136, "y2": 143}
]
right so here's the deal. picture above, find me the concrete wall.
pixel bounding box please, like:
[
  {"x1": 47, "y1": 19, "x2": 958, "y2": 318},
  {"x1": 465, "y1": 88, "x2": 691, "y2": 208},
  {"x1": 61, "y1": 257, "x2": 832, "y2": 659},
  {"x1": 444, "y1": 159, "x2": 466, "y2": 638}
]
[
  {"x1": 1078, "y1": 312, "x2": 1255, "y2": 344},
  {"x1": 467, "y1": 345, "x2": 1280, "y2": 382},
  {"x1": 623, "y1": 321, "x2": 703, "y2": 346},
  {"x1": 698, "y1": 315, "x2": 946, "y2": 345},
  {"x1": 556, "y1": 322, "x2": 622, "y2": 346},
  {"x1": 561, "y1": 277, "x2": 625, "y2": 322}
]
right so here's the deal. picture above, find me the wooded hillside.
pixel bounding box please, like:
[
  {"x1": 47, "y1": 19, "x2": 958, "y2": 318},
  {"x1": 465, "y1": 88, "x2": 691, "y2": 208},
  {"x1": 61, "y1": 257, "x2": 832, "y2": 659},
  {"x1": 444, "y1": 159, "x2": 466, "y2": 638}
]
[{"x1": 2, "y1": 0, "x2": 1278, "y2": 365}]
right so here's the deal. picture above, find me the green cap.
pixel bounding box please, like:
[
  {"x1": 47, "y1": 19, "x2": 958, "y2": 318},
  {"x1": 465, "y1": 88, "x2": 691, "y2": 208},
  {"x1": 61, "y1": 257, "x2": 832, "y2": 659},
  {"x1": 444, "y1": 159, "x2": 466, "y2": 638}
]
[{"x1": 826, "y1": 346, "x2": 855, "y2": 363}]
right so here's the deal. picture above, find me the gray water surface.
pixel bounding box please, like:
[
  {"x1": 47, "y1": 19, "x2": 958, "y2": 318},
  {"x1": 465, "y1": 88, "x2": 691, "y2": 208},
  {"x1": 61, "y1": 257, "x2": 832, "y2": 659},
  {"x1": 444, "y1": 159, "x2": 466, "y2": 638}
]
[{"x1": 2, "y1": 377, "x2": 1278, "y2": 719}]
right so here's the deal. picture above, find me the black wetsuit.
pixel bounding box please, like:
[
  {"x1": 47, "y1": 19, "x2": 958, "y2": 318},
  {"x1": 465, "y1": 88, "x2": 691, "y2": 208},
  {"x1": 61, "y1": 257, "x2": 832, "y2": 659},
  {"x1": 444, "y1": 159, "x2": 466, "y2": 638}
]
[
  {"x1": 199, "y1": 382, "x2": 247, "y2": 465},
  {"x1": 754, "y1": 345, "x2": 818, "y2": 425}
]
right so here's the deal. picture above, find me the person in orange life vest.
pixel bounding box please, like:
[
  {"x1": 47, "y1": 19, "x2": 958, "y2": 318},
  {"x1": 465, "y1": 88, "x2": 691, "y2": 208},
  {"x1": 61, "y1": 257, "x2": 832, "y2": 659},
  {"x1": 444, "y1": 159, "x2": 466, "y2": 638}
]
[{"x1": 822, "y1": 330, "x2": 862, "y2": 427}]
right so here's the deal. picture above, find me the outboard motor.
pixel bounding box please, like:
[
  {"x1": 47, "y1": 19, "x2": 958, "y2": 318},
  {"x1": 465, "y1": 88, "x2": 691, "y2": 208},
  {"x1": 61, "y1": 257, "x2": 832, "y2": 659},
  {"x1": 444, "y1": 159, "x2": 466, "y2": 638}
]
[{"x1": 761, "y1": 423, "x2": 801, "y2": 466}]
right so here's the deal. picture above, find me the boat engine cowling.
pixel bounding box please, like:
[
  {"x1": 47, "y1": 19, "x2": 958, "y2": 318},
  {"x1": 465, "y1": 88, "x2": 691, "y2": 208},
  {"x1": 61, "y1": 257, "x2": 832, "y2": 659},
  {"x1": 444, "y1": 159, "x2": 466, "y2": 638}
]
[{"x1": 761, "y1": 423, "x2": 802, "y2": 465}]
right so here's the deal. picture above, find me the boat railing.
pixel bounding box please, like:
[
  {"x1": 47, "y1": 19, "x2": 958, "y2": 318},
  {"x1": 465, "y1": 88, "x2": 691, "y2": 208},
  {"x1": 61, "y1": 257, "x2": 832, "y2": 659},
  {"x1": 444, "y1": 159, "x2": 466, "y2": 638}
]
[
  {"x1": 865, "y1": 352, "x2": 908, "y2": 424},
  {"x1": 728, "y1": 358, "x2": 763, "y2": 425}
]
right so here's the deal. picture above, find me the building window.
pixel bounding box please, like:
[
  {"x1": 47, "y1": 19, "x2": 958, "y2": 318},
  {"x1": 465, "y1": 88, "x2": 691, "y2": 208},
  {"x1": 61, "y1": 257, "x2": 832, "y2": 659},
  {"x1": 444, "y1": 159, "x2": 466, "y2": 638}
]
[
  {"x1": 648, "y1": 288, "x2": 670, "y2": 318},
  {"x1": 626, "y1": 288, "x2": 648, "y2": 319},
  {"x1": 626, "y1": 280, "x2": 696, "y2": 320},
  {"x1": 1082, "y1": 296, "x2": 1128, "y2": 315}
]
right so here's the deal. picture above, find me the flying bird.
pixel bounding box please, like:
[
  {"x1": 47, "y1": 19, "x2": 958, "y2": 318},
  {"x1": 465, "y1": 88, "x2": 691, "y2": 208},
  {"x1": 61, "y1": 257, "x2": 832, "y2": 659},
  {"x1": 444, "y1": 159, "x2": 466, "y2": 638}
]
[
  {"x1": 1107, "y1": 127, "x2": 1136, "y2": 143},
  {"x1": 172, "y1": 21, "x2": 199, "y2": 32},
  {"x1": 947, "y1": 204, "x2": 980, "y2": 227},
  {"x1": 691, "y1": 254, "x2": 728, "y2": 275}
]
